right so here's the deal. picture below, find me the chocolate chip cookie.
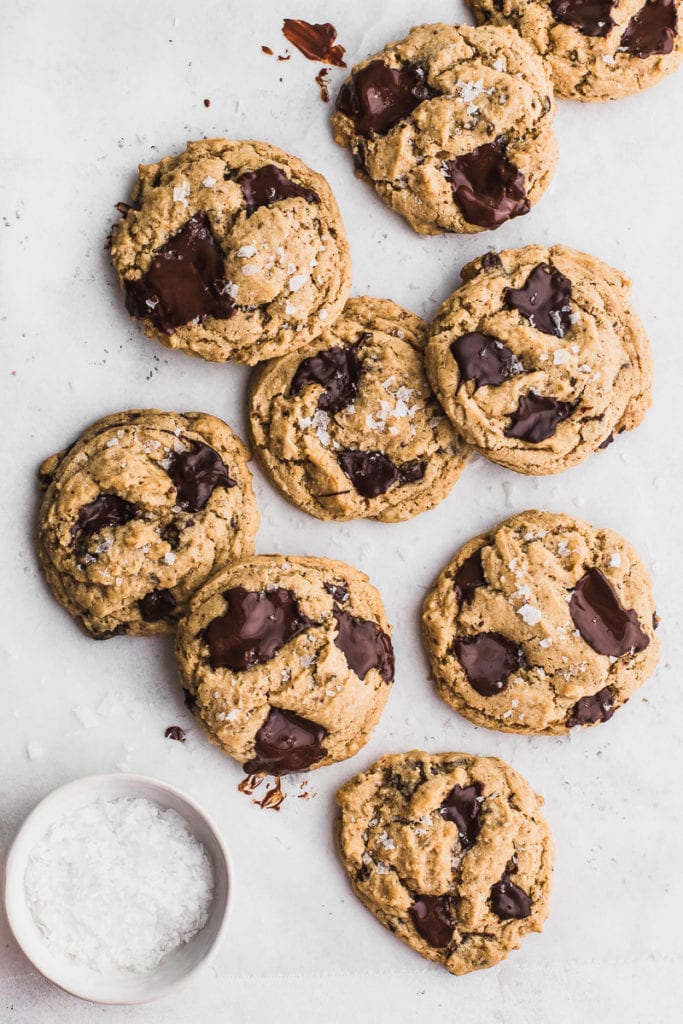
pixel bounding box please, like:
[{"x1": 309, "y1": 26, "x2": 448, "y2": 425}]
[
  {"x1": 331, "y1": 23, "x2": 557, "y2": 234},
  {"x1": 468, "y1": 0, "x2": 682, "y2": 100},
  {"x1": 337, "y1": 750, "x2": 554, "y2": 975},
  {"x1": 38, "y1": 410, "x2": 258, "y2": 638},
  {"x1": 175, "y1": 556, "x2": 394, "y2": 773},
  {"x1": 248, "y1": 297, "x2": 470, "y2": 522},
  {"x1": 425, "y1": 245, "x2": 652, "y2": 475},
  {"x1": 110, "y1": 138, "x2": 352, "y2": 364},
  {"x1": 422, "y1": 510, "x2": 659, "y2": 734}
]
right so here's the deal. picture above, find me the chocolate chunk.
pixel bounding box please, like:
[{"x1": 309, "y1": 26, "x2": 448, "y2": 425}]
[
  {"x1": 481, "y1": 251, "x2": 502, "y2": 271},
  {"x1": 204, "y1": 587, "x2": 314, "y2": 670},
  {"x1": 443, "y1": 141, "x2": 530, "y2": 230},
  {"x1": 550, "y1": 0, "x2": 617, "y2": 36},
  {"x1": 167, "y1": 442, "x2": 236, "y2": 512},
  {"x1": 598, "y1": 433, "x2": 614, "y2": 450},
  {"x1": 453, "y1": 550, "x2": 487, "y2": 605},
  {"x1": 140, "y1": 588, "x2": 177, "y2": 623},
  {"x1": 333, "y1": 609, "x2": 394, "y2": 681},
  {"x1": 409, "y1": 895, "x2": 455, "y2": 949},
  {"x1": 72, "y1": 494, "x2": 139, "y2": 540},
  {"x1": 335, "y1": 60, "x2": 435, "y2": 139},
  {"x1": 124, "y1": 213, "x2": 235, "y2": 333},
  {"x1": 504, "y1": 391, "x2": 575, "y2": 443},
  {"x1": 504, "y1": 263, "x2": 573, "y2": 337},
  {"x1": 337, "y1": 451, "x2": 396, "y2": 497},
  {"x1": 450, "y1": 332, "x2": 516, "y2": 389},
  {"x1": 490, "y1": 871, "x2": 531, "y2": 920},
  {"x1": 398, "y1": 460, "x2": 426, "y2": 485},
  {"x1": 440, "y1": 783, "x2": 483, "y2": 849},
  {"x1": 620, "y1": 0, "x2": 677, "y2": 56},
  {"x1": 324, "y1": 582, "x2": 349, "y2": 604},
  {"x1": 92, "y1": 624, "x2": 129, "y2": 640},
  {"x1": 281, "y1": 18, "x2": 346, "y2": 67},
  {"x1": 243, "y1": 706, "x2": 327, "y2": 775},
  {"x1": 165, "y1": 725, "x2": 186, "y2": 742},
  {"x1": 237, "y1": 164, "x2": 320, "y2": 216},
  {"x1": 567, "y1": 686, "x2": 615, "y2": 727},
  {"x1": 569, "y1": 568, "x2": 649, "y2": 657},
  {"x1": 290, "y1": 345, "x2": 360, "y2": 414},
  {"x1": 454, "y1": 633, "x2": 523, "y2": 696}
]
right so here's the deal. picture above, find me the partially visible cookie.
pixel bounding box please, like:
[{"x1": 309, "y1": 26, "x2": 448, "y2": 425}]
[
  {"x1": 111, "y1": 138, "x2": 352, "y2": 364},
  {"x1": 331, "y1": 23, "x2": 557, "y2": 235},
  {"x1": 425, "y1": 245, "x2": 652, "y2": 475},
  {"x1": 38, "y1": 410, "x2": 258, "y2": 638},
  {"x1": 175, "y1": 556, "x2": 394, "y2": 773},
  {"x1": 337, "y1": 750, "x2": 554, "y2": 975},
  {"x1": 468, "y1": 0, "x2": 682, "y2": 100},
  {"x1": 422, "y1": 510, "x2": 659, "y2": 734},
  {"x1": 249, "y1": 297, "x2": 470, "y2": 522}
]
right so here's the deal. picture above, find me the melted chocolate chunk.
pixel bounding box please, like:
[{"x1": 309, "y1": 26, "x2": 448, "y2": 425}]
[
  {"x1": 243, "y1": 706, "x2": 327, "y2": 775},
  {"x1": 410, "y1": 895, "x2": 455, "y2": 949},
  {"x1": 450, "y1": 332, "x2": 516, "y2": 389},
  {"x1": 550, "y1": 0, "x2": 617, "y2": 36},
  {"x1": 443, "y1": 141, "x2": 530, "y2": 230},
  {"x1": 167, "y1": 442, "x2": 235, "y2": 512},
  {"x1": 204, "y1": 587, "x2": 314, "y2": 670},
  {"x1": 336, "y1": 60, "x2": 435, "y2": 139},
  {"x1": 569, "y1": 568, "x2": 649, "y2": 657},
  {"x1": 290, "y1": 345, "x2": 360, "y2": 414},
  {"x1": 504, "y1": 391, "x2": 575, "y2": 443},
  {"x1": 620, "y1": 0, "x2": 678, "y2": 56},
  {"x1": 165, "y1": 725, "x2": 186, "y2": 742},
  {"x1": 490, "y1": 872, "x2": 531, "y2": 920},
  {"x1": 324, "y1": 581, "x2": 349, "y2": 604},
  {"x1": 398, "y1": 460, "x2": 426, "y2": 485},
  {"x1": 124, "y1": 214, "x2": 235, "y2": 333},
  {"x1": 504, "y1": 263, "x2": 573, "y2": 337},
  {"x1": 568, "y1": 686, "x2": 615, "y2": 727},
  {"x1": 282, "y1": 18, "x2": 346, "y2": 66},
  {"x1": 454, "y1": 550, "x2": 487, "y2": 605},
  {"x1": 440, "y1": 783, "x2": 483, "y2": 849},
  {"x1": 481, "y1": 251, "x2": 502, "y2": 271},
  {"x1": 454, "y1": 633, "x2": 523, "y2": 697},
  {"x1": 140, "y1": 588, "x2": 177, "y2": 623},
  {"x1": 338, "y1": 450, "x2": 398, "y2": 497},
  {"x1": 333, "y1": 609, "x2": 394, "y2": 681},
  {"x1": 72, "y1": 494, "x2": 139, "y2": 540},
  {"x1": 237, "y1": 164, "x2": 320, "y2": 216}
]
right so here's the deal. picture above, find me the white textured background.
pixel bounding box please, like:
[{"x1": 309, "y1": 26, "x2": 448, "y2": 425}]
[{"x1": 2, "y1": 1, "x2": 682, "y2": 1021}]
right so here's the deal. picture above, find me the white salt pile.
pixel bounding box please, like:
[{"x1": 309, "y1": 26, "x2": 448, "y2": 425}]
[{"x1": 24, "y1": 796, "x2": 214, "y2": 973}]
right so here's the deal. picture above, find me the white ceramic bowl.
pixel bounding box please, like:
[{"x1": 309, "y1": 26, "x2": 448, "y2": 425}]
[{"x1": 4, "y1": 773, "x2": 231, "y2": 1004}]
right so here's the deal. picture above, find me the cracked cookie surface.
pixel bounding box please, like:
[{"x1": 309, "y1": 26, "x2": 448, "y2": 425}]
[
  {"x1": 422, "y1": 510, "x2": 659, "y2": 734},
  {"x1": 468, "y1": 0, "x2": 682, "y2": 100},
  {"x1": 249, "y1": 297, "x2": 470, "y2": 522},
  {"x1": 175, "y1": 556, "x2": 394, "y2": 773},
  {"x1": 425, "y1": 245, "x2": 652, "y2": 475},
  {"x1": 337, "y1": 750, "x2": 554, "y2": 975},
  {"x1": 110, "y1": 138, "x2": 352, "y2": 364},
  {"x1": 38, "y1": 410, "x2": 258, "y2": 638},
  {"x1": 331, "y1": 23, "x2": 557, "y2": 235}
]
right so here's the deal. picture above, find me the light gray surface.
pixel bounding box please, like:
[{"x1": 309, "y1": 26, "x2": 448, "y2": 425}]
[{"x1": 1, "y1": 1, "x2": 681, "y2": 1021}]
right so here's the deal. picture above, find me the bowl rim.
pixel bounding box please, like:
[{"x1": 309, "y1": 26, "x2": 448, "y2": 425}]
[{"x1": 4, "y1": 772, "x2": 232, "y2": 1005}]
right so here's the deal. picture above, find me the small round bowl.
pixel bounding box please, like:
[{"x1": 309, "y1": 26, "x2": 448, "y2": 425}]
[{"x1": 4, "y1": 773, "x2": 231, "y2": 1004}]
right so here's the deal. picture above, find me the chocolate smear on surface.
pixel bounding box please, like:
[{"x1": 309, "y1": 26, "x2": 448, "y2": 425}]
[
  {"x1": 204, "y1": 587, "x2": 314, "y2": 670},
  {"x1": 569, "y1": 568, "x2": 649, "y2": 656},
  {"x1": 316, "y1": 67, "x2": 331, "y2": 102},
  {"x1": 454, "y1": 633, "x2": 524, "y2": 696},
  {"x1": 237, "y1": 164, "x2": 320, "y2": 216},
  {"x1": 568, "y1": 686, "x2": 615, "y2": 727},
  {"x1": 620, "y1": 0, "x2": 678, "y2": 57},
  {"x1": 290, "y1": 345, "x2": 360, "y2": 414},
  {"x1": 504, "y1": 392, "x2": 575, "y2": 443},
  {"x1": 333, "y1": 608, "x2": 394, "y2": 681},
  {"x1": 244, "y1": 707, "x2": 327, "y2": 775},
  {"x1": 450, "y1": 332, "x2": 516, "y2": 389},
  {"x1": 454, "y1": 550, "x2": 487, "y2": 605},
  {"x1": 282, "y1": 19, "x2": 347, "y2": 66},
  {"x1": 504, "y1": 263, "x2": 573, "y2": 337},
  {"x1": 550, "y1": 0, "x2": 617, "y2": 36},
  {"x1": 336, "y1": 60, "x2": 435, "y2": 139},
  {"x1": 440, "y1": 783, "x2": 483, "y2": 849},
  {"x1": 410, "y1": 895, "x2": 455, "y2": 948},
  {"x1": 444, "y1": 141, "x2": 529, "y2": 229}
]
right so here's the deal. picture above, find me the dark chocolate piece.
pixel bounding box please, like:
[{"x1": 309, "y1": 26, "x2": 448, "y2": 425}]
[
  {"x1": 567, "y1": 686, "x2": 615, "y2": 727},
  {"x1": 443, "y1": 141, "x2": 530, "y2": 229},
  {"x1": 124, "y1": 213, "x2": 235, "y2": 333},
  {"x1": 290, "y1": 345, "x2": 360, "y2": 414},
  {"x1": 165, "y1": 726, "x2": 186, "y2": 742},
  {"x1": 333, "y1": 609, "x2": 394, "y2": 681},
  {"x1": 569, "y1": 568, "x2": 649, "y2": 656},
  {"x1": 237, "y1": 164, "x2": 320, "y2": 216},
  {"x1": 324, "y1": 582, "x2": 349, "y2": 604},
  {"x1": 504, "y1": 263, "x2": 573, "y2": 337},
  {"x1": 481, "y1": 251, "x2": 503, "y2": 271},
  {"x1": 440, "y1": 783, "x2": 483, "y2": 849},
  {"x1": 243, "y1": 706, "x2": 327, "y2": 774},
  {"x1": 454, "y1": 550, "x2": 487, "y2": 605},
  {"x1": 140, "y1": 588, "x2": 177, "y2": 623},
  {"x1": 450, "y1": 332, "x2": 516, "y2": 389},
  {"x1": 72, "y1": 494, "x2": 139, "y2": 540},
  {"x1": 550, "y1": 0, "x2": 617, "y2": 37},
  {"x1": 204, "y1": 587, "x2": 314, "y2": 671},
  {"x1": 490, "y1": 871, "x2": 531, "y2": 920},
  {"x1": 335, "y1": 60, "x2": 435, "y2": 139},
  {"x1": 167, "y1": 442, "x2": 235, "y2": 512},
  {"x1": 398, "y1": 460, "x2": 426, "y2": 485},
  {"x1": 620, "y1": 0, "x2": 677, "y2": 57},
  {"x1": 454, "y1": 633, "x2": 524, "y2": 696},
  {"x1": 281, "y1": 18, "x2": 346, "y2": 66},
  {"x1": 504, "y1": 391, "x2": 575, "y2": 443},
  {"x1": 409, "y1": 895, "x2": 455, "y2": 948}
]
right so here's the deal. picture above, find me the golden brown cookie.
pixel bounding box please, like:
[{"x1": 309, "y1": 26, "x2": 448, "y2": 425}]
[
  {"x1": 337, "y1": 750, "x2": 554, "y2": 975},
  {"x1": 249, "y1": 297, "x2": 470, "y2": 522},
  {"x1": 175, "y1": 556, "x2": 394, "y2": 773},
  {"x1": 425, "y1": 245, "x2": 652, "y2": 475},
  {"x1": 331, "y1": 23, "x2": 557, "y2": 234},
  {"x1": 422, "y1": 510, "x2": 660, "y2": 734},
  {"x1": 468, "y1": 0, "x2": 683, "y2": 100},
  {"x1": 38, "y1": 410, "x2": 258, "y2": 638},
  {"x1": 110, "y1": 138, "x2": 352, "y2": 364}
]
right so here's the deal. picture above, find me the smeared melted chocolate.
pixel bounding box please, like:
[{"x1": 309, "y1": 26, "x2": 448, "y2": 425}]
[
  {"x1": 569, "y1": 568, "x2": 649, "y2": 656},
  {"x1": 333, "y1": 609, "x2": 394, "y2": 681},
  {"x1": 410, "y1": 895, "x2": 454, "y2": 948},
  {"x1": 490, "y1": 871, "x2": 531, "y2": 920},
  {"x1": 504, "y1": 263, "x2": 573, "y2": 337},
  {"x1": 453, "y1": 550, "x2": 487, "y2": 605},
  {"x1": 237, "y1": 164, "x2": 320, "y2": 216},
  {"x1": 440, "y1": 783, "x2": 483, "y2": 849},
  {"x1": 336, "y1": 60, "x2": 435, "y2": 139},
  {"x1": 568, "y1": 686, "x2": 615, "y2": 727},
  {"x1": 504, "y1": 392, "x2": 575, "y2": 443},
  {"x1": 337, "y1": 451, "x2": 425, "y2": 498},
  {"x1": 454, "y1": 633, "x2": 524, "y2": 696},
  {"x1": 450, "y1": 332, "x2": 516, "y2": 389},
  {"x1": 167, "y1": 442, "x2": 235, "y2": 512},
  {"x1": 444, "y1": 141, "x2": 530, "y2": 229},
  {"x1": 72, "y1": 494, "x2": 139, "y2": 540},
  {"x1": 244, "y1": 706, "x2": 327, "y2": 775},
  {"x1": 290, "y1": 345, "x2": 360, "y2": 414},
  {"x1": 140, "y1": 588, "x2": 177, "y2": 622},
  {"x1": 203, "y1": 587, "x2": 314, "y2": 670},
  {"x1": 282, "y1": 18, "x2": 346, "y2": 66},
  {"x1": 550, "y1": 0, "x2": 617, "y2": 36},
  {"x1": 620, "y1": 0, "x2": 678, "y2": 57}
]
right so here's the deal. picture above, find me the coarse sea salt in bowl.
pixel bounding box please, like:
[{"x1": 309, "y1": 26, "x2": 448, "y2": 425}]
[{"x1": 4, "y1": 773, "x2": 231, "y2": 1004}]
